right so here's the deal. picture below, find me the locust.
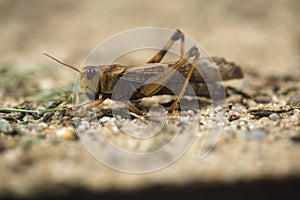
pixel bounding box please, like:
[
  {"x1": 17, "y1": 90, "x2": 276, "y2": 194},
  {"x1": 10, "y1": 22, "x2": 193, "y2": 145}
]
[{"x1": 44, "y1": 29, "x2": 243, "y2": 115}]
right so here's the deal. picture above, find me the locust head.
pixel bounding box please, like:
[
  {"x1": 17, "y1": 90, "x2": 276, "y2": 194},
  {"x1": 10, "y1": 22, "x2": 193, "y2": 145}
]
[
  {"x1": 44, "y1": 53, "x2": 102, "y2": 100},
  {"x1": 79, "y1": 66, "x2": 101, "y2": 100},
  {"x1": 78, "y1": 64, "x2": 126, "y2": 99}
]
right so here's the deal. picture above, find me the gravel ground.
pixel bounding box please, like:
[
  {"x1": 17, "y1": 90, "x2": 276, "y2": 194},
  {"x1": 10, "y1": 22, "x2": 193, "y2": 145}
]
[{"x1": 1, "y1": 0, "x2": 300, "y2": 199}]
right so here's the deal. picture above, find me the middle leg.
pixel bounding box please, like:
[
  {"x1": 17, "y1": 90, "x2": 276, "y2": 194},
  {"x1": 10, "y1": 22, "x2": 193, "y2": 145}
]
[{"x1": 169, "y1": 46, "x2": 200, "y2": 113}]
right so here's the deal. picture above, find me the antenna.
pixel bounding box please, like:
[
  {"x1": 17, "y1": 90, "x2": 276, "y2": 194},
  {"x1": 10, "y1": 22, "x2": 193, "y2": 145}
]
[{"x1": 44, "y1": 53, "x2": 80, "y2": 73}]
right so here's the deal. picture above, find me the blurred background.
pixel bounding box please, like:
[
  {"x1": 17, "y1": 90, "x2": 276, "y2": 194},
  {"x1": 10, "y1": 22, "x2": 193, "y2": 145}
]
[
  {"x1": 0, "y1": 0, "x2": 300, "y2": 199},
  {"x1": 1, "y1": 0, "x2": 299, "y2": 78}
]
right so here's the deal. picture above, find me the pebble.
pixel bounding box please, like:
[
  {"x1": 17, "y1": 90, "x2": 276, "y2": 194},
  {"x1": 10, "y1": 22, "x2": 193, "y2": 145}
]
[
  {"x1": 290, "y1": 114, "x2": 298, "y2": 122},
  {"x1": 294, "y1": 109, "x2": 299, "y2": 117},
  {"x1": 99, "y1": 116, "x2": 111, "y2": 124},
  {"x1": 255, "y1": 95, "x2": 271, "y2": 104},
  {"x1": 77, "y1": 125, "x2": 86, "y2": 132},
  {"x1": 0, "y1": 119, "x2": 13, "y2": 133},
  {"x1": 187, "y1": 110, "x2": 195, "y2": 115},
  {"x1": 215, "y1": 106, "x2": 223, "y2": 112},
  {"x1": 111, "y1": 125, "x2": 120, "y2": 134},
  {"x1": 55, "y1": 127, "x2": 76, "y2": 140},
  {"x1": 28, "y1": 123, "x2": 43, "y2": 132},
  {"x1": 232, "y1": 107, "x2": 246, "y2": 114},
  {"x1": 54, "y1": 111, "x2": 60, "y2": 117},
  {"x1": 287, "y1": 93, "x2": 300, "y2": 106},
  {"x1": 90, "y1": 121, "x2": 99, "y2": 128},
  {"x1": 71, "y1": 117, "x2": 81, "y2": 124},
  {"x1": 180, "y1": 116, "x2": 190, "y2": 122},
  {"x1": 228, "y1": 111, "x2": 240, "y2": 121},
  {"x1": 238, "y1": 120, "x2": 248, "y2": 126},
  {"x1": 248, "y1": 123, "x2": 255, "y2": 130},
  {"x1": 217, "y1": 121, "x2": 225, "y2": 127},
  {"x1": 269, "y1": 113, "x2": 279, "y2": 121},
  {"x1": 23, "y1": 115, "x2": 34, "y2": 123},
  {"x1": 247, "y1": 99, "x2": 257, "y2": 107},
  {"x1": 81, "y1": 121, "x2": 90, "y2": 128}
]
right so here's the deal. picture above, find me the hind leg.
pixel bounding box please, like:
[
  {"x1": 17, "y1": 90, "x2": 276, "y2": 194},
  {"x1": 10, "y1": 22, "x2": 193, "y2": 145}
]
[{"x1": 147, "y1": 29, "x2": 185, "y2": 63}]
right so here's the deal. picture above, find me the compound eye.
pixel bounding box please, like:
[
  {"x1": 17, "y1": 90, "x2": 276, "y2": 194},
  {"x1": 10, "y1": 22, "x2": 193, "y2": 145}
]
[{"x1": 86, "y1": 68, "x2": 97, "y2": 80}]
